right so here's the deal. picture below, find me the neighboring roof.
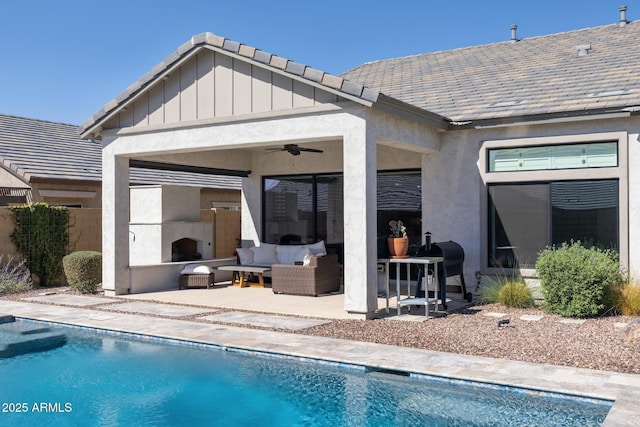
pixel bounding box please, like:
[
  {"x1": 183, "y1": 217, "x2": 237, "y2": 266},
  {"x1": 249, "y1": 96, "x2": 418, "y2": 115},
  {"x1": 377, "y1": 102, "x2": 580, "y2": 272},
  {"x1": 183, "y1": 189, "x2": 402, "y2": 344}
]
[
  {"x1": 341, "y1": 21, "x2": 640, "y2": 124},
  {"x1": 80, "y1": 32, "x2": 382, "y2": 137},
  {"x1": 0, "y1": 114, "x2": 241, "y2": 190}
]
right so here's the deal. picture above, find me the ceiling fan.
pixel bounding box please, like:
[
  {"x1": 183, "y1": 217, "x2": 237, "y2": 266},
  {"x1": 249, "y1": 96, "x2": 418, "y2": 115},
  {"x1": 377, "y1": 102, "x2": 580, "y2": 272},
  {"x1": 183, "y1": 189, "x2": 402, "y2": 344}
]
[{"x1": 266, "y1": 144, "x2": 323, "y2": 156}]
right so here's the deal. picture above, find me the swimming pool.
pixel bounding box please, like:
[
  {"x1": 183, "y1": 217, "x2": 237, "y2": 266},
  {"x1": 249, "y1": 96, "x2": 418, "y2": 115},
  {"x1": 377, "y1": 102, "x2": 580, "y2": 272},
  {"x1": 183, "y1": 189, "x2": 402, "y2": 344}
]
[{"x1": 0, "y1": 320, "x2": 612, "y2": 426}]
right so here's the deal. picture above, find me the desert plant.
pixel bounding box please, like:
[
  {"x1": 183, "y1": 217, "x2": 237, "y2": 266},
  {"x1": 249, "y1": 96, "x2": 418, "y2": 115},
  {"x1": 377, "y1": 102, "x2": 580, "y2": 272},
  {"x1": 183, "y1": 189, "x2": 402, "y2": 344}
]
[
  {"x1": 0, "y1": 255, "x2": 33, "y2": 296},
  {"x1": 536, "y1": 241, "x2": 622, "y2": 318},
  {"x1": 63, "y1": 251, "x2": 102, "y2": 294},
  {"x1": 388, "y1": 220, "x2": 407, "y2": 238},
  {"x1": 498, "y1": 281, "x2": 534, "y2": 308},
  {"x1": 8, "y1": 203, "x2": 69, "y2": 286},
  {"x1": 478, "y1": 269, "x2": 528, "y2": 306},
  {"x1": 478, "y1": 281, "x2": 502, "y2": 304},
  {"x1": 610, "y1": 282, "x2": 640, "y2": 316}
]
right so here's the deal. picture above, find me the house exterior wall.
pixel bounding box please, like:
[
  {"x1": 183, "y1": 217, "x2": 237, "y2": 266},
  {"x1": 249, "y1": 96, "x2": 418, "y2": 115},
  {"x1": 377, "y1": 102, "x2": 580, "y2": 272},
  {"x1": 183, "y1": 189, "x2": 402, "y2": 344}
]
[
  {"x1": 423, "y1": 115, "x2": 640, "y2": 291},
  {"x1": 30, "y1": 181, "x2": 102, "y2": 208},
  {"x1": 0, "y1": 167, "x2": 29, "y2": 188}
]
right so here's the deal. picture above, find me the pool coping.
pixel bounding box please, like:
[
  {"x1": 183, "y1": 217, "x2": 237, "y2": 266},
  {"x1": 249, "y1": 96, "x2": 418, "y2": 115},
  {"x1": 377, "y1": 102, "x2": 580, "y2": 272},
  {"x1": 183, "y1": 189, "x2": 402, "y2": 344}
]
[{"x1": 1, "y1": 299, "x2": 638, "y2": 425}]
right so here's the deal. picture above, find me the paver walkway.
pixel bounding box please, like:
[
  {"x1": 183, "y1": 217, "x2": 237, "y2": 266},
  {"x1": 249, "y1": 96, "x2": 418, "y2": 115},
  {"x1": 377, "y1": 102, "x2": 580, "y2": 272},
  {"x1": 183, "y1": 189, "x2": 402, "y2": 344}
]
[{"x1": 200, "y1": 312, "x2": 329, "y2": 330}]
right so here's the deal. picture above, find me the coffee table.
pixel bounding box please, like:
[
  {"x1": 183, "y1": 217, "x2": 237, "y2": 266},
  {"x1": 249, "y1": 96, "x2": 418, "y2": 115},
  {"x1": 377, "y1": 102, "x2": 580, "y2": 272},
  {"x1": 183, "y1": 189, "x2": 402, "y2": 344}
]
[{"x1": 216, "y1": 265, "x2": 271, "y2": 288}]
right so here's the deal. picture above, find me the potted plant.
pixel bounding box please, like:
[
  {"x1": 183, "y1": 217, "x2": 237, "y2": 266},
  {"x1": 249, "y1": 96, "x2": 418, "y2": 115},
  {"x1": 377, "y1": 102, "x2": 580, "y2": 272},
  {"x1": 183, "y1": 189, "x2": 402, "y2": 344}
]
[{"x1": 388, "y1": 220, "x2": 409, "y2": 258}]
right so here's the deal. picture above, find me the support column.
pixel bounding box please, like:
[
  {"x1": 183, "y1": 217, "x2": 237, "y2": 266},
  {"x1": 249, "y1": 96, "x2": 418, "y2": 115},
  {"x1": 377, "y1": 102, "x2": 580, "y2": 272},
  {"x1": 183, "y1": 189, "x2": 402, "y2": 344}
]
[
  {"x1": 240, "y1": 172, "x2": 261, "y2": 247},
  {"x1": 343, "y1": 125, "x2": 378, "y2": 317},
  {"x1": 102, "y1": 151, "x2": 130, "y2": 295}
]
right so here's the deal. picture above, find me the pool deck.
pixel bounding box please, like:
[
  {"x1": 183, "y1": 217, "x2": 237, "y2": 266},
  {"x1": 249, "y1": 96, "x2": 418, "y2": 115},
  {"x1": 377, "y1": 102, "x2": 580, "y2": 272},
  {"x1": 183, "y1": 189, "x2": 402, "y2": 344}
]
[{"x1": 1, "y1": 294, "x2": 639, "y2": 425}]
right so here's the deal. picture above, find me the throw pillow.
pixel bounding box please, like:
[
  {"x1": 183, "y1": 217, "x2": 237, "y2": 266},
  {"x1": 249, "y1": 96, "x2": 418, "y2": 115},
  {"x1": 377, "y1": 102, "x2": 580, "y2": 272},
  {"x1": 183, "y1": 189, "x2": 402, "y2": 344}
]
[
  {"x1": 303, "y1": 253, "x2": 314, "y2": 266},
  {"x1": 251, "y1": 244, "x2": 278, "y2": 265},
  {"x1": 236, "y1": 248, "x2": 254, "y2": 265},
  {"x1": 307, "y1": 240, "x2": 327, "y2": 256},
  {"x1": 276, "y1": 245, "x2": 309, "y2": 265},
  {"x1": 298, "y1": 247, "x2": 312, "y2": 262},
  {"x1": 180, "y1": 264, "x2": 213, "y2": 275}
]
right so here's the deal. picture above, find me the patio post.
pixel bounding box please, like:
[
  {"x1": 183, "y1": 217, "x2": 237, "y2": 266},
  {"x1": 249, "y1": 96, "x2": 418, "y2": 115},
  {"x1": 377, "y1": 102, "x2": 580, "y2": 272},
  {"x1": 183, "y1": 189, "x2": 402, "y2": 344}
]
[
  {"x1": 343, "y1": 124, "x2": 378, "y2": 318},
  {"x1": 102, "y1": 151, "x2": 131, "y2": 295}
]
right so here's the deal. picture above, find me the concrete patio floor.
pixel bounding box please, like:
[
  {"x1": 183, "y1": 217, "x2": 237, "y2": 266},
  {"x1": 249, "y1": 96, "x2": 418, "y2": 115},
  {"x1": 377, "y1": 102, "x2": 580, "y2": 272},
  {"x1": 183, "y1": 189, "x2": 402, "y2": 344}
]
[{"x1": 118, "y1": 281, "x2": 470, "y2": 320}]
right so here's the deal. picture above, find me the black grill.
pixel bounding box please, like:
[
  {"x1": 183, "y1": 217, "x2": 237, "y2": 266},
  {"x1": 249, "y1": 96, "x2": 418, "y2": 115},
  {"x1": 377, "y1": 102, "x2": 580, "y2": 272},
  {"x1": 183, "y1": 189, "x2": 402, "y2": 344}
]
[{"x1": 415, "y1": 241, "x2": 472, "y2": 308}]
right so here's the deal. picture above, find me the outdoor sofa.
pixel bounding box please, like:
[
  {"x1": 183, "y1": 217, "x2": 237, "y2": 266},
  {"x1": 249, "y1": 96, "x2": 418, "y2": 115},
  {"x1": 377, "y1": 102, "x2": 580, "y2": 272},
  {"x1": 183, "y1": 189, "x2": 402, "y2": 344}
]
[{"x1": 235, "y1": 241, "x2": 341, "y2": 296}]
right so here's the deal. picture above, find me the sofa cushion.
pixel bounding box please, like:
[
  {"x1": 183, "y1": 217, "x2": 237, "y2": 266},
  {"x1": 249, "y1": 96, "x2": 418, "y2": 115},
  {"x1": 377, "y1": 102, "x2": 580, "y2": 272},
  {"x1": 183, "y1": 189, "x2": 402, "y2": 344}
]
[
  {"x1": 236, "y1": 248, "x2": 254, "y2": 265},
  {"x1": 307, "y1": 240, "x2": 327, "y2": 256},
  {"x1": 180, "y1": 264, "x2": 214, "y2": 275},
  {"x1": 276, "y1": 245, "x2": 311, "y2": 265},
  {"x1": 251, "y1": 244, "x2": 278, "y2": 265}
]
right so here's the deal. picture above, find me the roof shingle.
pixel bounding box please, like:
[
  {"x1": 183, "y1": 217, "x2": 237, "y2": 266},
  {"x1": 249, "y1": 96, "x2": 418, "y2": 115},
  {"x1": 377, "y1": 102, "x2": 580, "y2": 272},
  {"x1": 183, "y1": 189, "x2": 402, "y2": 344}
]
[
  {"x1": 0, "y1": 114, "x2": 241, "y2": 190},
  {"x1": 341, "y1": 22, "x2": 640, "y2": 122}
]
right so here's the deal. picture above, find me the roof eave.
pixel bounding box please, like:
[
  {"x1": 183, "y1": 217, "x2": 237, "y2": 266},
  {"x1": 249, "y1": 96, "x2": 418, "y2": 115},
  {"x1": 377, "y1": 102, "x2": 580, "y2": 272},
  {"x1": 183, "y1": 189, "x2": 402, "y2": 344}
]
[
  {"x1": 80, "y1": 32, "x2": 381, "y2": 140},
  {"x1": 80, "y1": 43, "x2": 203, "y2": 140},
  {"x1": 450, "y1": 107, "x2": 638, "y2": 130}
]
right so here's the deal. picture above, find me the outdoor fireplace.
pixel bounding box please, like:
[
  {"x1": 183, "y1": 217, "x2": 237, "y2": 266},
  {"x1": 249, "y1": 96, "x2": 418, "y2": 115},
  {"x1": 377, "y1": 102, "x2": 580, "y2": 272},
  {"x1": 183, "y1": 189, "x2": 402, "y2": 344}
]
[
  {"x1": 129, "y1": 185, "x2": 212, "y2": 266},
  {"x1": 171, "y1": 237, "x2": 202, "y2": 262}
]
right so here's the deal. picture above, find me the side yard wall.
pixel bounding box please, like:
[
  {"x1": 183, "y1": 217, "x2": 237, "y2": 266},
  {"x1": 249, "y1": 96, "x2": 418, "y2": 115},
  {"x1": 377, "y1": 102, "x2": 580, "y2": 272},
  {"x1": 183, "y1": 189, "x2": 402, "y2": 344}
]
[{"x1": 0, "y1": 207, "x2": 240, "y2": 262}]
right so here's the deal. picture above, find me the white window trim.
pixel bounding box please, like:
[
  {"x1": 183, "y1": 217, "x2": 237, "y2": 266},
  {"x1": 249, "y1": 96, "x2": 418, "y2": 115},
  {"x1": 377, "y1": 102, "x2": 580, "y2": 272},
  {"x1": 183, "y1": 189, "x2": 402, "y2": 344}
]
[{"x1": 479, "y1": 131, "x2": 629, "y2": 276}]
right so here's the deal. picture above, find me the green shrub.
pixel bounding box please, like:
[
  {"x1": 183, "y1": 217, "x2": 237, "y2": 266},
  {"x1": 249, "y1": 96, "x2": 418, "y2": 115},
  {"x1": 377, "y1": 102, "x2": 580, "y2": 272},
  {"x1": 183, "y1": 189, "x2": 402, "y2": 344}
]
[
  {"x1": 536, "y1": 241, "x2": 621, "y2": 318},
  {"x1": 8, "y1": 203, "x2": 69, "y2": 286},
  {"x1": 63, "y1": 251, "x2": 102, "y2": 294},
  {"x1": 0, "y1": 255, "x2": 33, "y2": 296},
  {"x1": 498, "y1": 281, "x2": 533, "y2": 308},
  {"x1": 611, "y1": 282, "x2": 640, "y2": 316}
]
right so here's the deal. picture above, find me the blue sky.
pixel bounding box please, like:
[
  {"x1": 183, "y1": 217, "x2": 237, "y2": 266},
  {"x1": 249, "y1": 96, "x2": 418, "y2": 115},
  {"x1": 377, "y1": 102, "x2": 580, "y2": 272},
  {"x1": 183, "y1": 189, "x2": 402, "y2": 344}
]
[{"x1": 0, "y1": 0, "x2": 627, "y2": 125}]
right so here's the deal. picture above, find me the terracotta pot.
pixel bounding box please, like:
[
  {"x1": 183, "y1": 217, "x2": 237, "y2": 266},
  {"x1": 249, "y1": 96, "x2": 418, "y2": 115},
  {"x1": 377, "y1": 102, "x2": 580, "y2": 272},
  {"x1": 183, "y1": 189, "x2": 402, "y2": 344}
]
[{"x1": 387, "y1": 237, "x2": 409, "y2": 258}]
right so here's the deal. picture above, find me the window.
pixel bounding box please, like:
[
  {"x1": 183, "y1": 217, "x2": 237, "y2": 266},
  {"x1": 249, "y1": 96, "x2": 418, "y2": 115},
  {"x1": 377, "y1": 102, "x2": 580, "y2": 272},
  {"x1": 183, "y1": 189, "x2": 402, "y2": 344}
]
[
  {"x1": 262, "y1": 170, "x2": 422, "y2": 263},
  {"x1": 488, "y1": 180, "x2": 618, "y2": 268},
  {"x1": 263, "y1": 175, "x2": 316, "y2": 245},
  {"x1": 482, "y1": 135, "x2": 626, "y2": 272},
  {"x1": 377, "y1": 171, "x2": 422, "y2": 254},
  {"x1": 488, "y1": 142, "x2": 617, "y2": 172}
]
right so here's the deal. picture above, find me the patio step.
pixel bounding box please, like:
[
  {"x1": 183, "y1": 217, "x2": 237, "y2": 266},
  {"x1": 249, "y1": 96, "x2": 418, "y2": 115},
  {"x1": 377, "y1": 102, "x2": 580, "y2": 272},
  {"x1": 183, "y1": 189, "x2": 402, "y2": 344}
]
[{"x1": 0, "y1": 315, "x2": 67, "y2": 358}]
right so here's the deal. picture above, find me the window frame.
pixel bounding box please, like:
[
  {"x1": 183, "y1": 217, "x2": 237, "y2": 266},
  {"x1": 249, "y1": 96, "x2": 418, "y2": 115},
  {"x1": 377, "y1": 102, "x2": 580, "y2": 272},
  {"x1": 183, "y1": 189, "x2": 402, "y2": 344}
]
[{"x1": 479, "y1": 132, "x2": 628, "y2": 276}]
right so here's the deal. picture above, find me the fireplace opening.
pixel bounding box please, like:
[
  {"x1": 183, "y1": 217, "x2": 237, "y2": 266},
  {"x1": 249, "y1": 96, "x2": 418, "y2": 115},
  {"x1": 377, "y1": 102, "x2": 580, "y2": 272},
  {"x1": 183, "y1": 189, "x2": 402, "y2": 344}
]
[{"x1": 171, "y1": 238, "x2": 202, "y2": 262}]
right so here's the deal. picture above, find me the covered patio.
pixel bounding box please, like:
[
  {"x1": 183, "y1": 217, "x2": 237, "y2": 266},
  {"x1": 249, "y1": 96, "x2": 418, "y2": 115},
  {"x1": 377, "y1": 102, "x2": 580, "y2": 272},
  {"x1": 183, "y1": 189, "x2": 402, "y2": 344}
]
[{"x1": 80, "y1": 33, "x2": 448, "y2": 319}]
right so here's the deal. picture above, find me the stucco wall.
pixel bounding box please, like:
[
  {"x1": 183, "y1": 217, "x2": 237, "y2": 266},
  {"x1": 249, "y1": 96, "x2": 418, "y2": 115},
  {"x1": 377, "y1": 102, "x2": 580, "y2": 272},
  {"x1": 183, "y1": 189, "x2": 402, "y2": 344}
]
[
  {"x1": 31, "y1": 182, "x2": 102, "y2": 208},
  {"x1": 424, "y1": 115, "x2": 640, "y2": 290}
]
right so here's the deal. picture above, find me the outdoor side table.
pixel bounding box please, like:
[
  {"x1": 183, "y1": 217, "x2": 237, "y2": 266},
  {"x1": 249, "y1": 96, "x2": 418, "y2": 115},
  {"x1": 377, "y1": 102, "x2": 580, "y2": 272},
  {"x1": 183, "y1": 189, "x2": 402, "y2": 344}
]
[{"x1": 379, "y1": 257, "x2": 444, "y2": 317}]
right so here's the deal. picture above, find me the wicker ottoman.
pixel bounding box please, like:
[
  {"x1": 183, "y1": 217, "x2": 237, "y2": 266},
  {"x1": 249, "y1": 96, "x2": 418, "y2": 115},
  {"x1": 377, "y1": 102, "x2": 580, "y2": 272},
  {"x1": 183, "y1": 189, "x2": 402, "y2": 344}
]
[{"x1": 179, "y1": 273, "x2": 215, "y2": 289}]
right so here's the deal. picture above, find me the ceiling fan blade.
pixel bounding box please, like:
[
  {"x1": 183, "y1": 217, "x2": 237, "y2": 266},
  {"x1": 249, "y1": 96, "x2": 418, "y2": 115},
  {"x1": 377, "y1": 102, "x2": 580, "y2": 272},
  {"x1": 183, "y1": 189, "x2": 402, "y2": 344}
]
[
  {"x1": 265, "y1": 144, "x2": 323, "y2": 155},
  {"x1": 299, "y1": 147, "x2": 324, "y2": 153}
]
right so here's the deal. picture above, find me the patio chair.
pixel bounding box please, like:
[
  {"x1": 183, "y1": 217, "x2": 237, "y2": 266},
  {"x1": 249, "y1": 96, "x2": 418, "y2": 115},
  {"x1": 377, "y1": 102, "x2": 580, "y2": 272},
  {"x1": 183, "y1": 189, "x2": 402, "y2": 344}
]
[{"x1": 271, "y1": 254, "x2": 341, "y2": 296}]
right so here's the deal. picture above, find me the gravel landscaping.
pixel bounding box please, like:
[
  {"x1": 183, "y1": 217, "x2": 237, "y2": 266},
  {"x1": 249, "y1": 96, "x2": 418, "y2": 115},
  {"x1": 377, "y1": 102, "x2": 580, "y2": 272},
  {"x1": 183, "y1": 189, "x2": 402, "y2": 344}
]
[{"x1": 3, "y1": 286, "x2": 640, "y2": 375}]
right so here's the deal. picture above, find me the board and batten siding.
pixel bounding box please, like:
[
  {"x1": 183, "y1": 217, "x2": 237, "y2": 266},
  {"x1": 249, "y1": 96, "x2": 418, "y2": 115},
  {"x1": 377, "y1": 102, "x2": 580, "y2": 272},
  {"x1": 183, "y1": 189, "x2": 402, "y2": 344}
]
[{"x1": 104, "y1": 49, "x2": 341, "y2": 130}]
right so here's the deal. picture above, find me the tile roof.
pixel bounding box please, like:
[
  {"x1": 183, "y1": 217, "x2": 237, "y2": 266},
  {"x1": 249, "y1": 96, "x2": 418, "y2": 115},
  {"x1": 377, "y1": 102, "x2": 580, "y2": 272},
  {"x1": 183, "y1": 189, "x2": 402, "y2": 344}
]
[
  {"x1": 0, "y1": 114, "x2": 241, "y2": 189},
  {"x1": 341, "y1": 22, "x2": 640, "y2": 123},
  {"x1": 80, "y1": 32, "x2": 381, "y2": 137}
]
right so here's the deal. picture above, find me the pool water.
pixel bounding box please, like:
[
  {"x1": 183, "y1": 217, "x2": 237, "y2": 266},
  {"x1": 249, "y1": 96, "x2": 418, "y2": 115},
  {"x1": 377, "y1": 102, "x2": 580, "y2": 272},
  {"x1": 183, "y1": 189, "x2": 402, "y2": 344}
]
[{"x1": 0, "y1": 321, "x2": 612, "y2": 426}]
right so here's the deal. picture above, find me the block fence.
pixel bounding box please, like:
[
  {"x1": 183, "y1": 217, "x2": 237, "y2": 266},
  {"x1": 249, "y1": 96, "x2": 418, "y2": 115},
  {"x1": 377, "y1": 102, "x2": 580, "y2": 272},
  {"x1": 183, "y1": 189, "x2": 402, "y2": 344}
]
[{"x1": 0, "y1": 207, "x2": 240, "y2": 266}]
